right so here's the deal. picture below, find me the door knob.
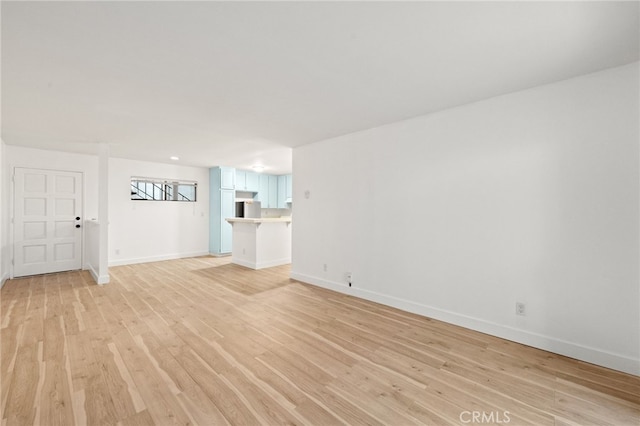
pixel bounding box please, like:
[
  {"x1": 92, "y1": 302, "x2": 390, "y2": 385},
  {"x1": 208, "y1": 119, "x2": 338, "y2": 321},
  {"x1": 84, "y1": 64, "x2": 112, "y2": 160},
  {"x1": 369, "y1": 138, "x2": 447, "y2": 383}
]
[
  {"x1": 75, "y1": 224, "x2": 81, "y2": 228},
  {"x1": 76, "y1": 216, "x2": 81, "y2": 220}
]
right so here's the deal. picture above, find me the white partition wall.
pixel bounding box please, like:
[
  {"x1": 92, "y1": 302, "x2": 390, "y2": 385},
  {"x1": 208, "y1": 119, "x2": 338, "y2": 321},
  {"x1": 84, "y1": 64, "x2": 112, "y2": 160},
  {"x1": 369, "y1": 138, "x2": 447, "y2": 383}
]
[
  {"x1": 85, "y1": 219, "x2": 101, "y2": 282},
  {"x1": 96, "y1": 143, "x2": 110, "y2": 284},
  {"x1": 108, "y1": 158, "x2": 209, "y2": 266}
]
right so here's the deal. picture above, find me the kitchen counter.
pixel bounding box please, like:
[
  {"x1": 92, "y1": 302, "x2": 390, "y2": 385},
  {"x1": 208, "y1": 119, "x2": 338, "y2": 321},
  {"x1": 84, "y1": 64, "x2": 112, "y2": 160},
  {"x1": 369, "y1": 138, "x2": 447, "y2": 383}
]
[
  {"x1": 225, "y1": 217, "x2": 291, "y2": 269},
  {"x1": 225, "y1": 217, "x2": 291, "y2": 224}
]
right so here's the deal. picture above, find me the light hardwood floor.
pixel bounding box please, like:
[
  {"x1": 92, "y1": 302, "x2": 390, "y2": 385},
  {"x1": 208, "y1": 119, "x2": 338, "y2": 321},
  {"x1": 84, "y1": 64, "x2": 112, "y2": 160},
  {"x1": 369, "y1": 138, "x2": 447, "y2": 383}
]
[{"x1": 1, "y1": 256, "x2": 638, "y2": 425}]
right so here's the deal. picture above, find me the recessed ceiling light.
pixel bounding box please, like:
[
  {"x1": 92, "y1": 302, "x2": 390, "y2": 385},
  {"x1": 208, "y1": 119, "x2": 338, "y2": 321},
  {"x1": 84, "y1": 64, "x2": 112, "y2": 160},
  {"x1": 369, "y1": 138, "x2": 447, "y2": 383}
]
[
  {"x1": 252, "y1": 165, "x2": 265, "y2": 173},
  {"x1": 170, "y1": 156, "x2": 179, "y2": 161}
]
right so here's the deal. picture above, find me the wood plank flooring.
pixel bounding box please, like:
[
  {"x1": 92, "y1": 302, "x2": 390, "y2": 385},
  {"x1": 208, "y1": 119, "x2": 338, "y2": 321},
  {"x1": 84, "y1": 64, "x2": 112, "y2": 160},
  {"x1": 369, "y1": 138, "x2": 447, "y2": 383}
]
[{"x1": 1, "y1": 256, "x2": 638, "y2": 425}]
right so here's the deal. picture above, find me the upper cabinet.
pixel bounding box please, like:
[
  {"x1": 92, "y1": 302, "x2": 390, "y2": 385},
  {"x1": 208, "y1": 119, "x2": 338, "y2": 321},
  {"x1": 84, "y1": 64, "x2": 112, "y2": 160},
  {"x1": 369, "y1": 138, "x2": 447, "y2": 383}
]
[
  {"x1": 277, "y1": 175, "x2": 286, "y2": 208},
  {"x1": 257, "y1": 174, "x2": 280, "y2": 208},
  {"x1": 235, "y1": 170, "x2": 259, "y2": 192},
  {"x1": 269, "y1": 175, "x2": 279, "y2": 208},
  {"x1": 277, "y1": 174, "x2": 292, "y2": 208},
  {"x1": 220, "y1": 167, "x2": 235, "y2": 189},
  {"x1": 257, "y1": 174, "x2": 269, "y2": 205},
  {"x1": 247, "y1": 172, "x2": 259, "y2": 192},
  {"x1": 285, "y1": 174, "x2": 292, "y2": 200},
  {"x1": 231, "y1": 168, "x2": 291, "y2": 209},
  {"x1": 235, "y1": 170, "x2": 246, "y2": 190}
]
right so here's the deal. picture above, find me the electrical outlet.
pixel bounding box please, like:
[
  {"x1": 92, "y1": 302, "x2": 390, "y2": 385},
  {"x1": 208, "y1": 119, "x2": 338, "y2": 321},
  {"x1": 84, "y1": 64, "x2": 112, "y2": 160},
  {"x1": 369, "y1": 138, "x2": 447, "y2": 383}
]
[
  {"x1": 323, "y1": 264, "x2": 327, "y2": 272},
  {"x1": 115, "y1": 248, "x2": 120, "y2": 255},
  {"x1": 516, "y1": 302, "x2": 526, "y2": 316},
  {"x1": 346, "y1": 272, "x2": 352, "y2": 287}
]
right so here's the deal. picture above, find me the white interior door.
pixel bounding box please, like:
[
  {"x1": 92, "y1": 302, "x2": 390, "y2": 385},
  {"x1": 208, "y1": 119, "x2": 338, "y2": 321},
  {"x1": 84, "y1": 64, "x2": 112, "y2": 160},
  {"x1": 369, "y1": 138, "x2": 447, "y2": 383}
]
[{"x1": 13, "y1": 168, "x2": 83, "y2": 277}]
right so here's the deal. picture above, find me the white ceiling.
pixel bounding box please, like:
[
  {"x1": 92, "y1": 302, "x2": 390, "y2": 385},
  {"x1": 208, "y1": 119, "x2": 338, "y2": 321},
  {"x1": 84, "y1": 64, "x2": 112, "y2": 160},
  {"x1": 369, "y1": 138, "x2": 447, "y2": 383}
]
[{"x1": 2, "y1": 1, "x2": 638, "y2": 175}]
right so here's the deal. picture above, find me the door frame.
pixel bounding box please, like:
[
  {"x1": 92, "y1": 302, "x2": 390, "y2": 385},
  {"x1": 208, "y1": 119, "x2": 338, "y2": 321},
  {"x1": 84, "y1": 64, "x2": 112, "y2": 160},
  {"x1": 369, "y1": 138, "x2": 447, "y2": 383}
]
[{"x1": 10, "y1": 166, "x2": 86, "y2": 279}]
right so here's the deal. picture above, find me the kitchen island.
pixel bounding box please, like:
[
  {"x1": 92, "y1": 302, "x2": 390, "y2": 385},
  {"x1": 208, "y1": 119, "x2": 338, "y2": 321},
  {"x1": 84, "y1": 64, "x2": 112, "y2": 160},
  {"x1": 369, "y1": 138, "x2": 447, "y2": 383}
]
[{"x1": 225, "y1": 217, "x2": 292, "y2": 270}]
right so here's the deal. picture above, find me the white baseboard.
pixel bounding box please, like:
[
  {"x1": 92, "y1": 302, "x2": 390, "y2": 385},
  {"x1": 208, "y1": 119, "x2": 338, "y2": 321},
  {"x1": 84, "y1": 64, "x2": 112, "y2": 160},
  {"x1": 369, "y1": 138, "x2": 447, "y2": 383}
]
[
  {"x1": 0, "y1": 272, "x2": 9, "y2": 289},
  {"x1": 257, "y1": 257, "x2": 291, "y2": 269},
  {"x1": 232, "y1": 258, "x2": 257, "y2": 269},
  {"x1": 232, "y1": 257, "x2": 291, "y2": 270},
  {"x1": 87, "y1": 264, "x2": 110, "y2": 285},
  {"x1": 209, "y1": 252, "x2": 231, "y2": 258},
  {"x1": 290, "y1": 271, "x2": 639, "y2": 376},
  {"x1": 109, "y1": 251, "x2": 210, "y2": 267}
]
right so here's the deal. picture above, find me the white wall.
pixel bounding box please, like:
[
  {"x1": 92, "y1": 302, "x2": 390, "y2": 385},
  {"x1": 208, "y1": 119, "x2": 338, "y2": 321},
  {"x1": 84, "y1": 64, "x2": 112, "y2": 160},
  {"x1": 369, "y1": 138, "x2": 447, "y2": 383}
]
[
  {"x1": 0, "y1": 139, "x2": 9, "y2": 286},
  {"x1": 3, "y1": 148, "x2": 210, "y2": 274},
  {"x1": 0, "y1": 139, "x2": 3, "y2": 285},
  {"x1": 5, "y1": 145, "x2": 100, "y2": 274},
  {"x1": 292, "y1": 62, "x2": 640, "y2": 375},
  {"x1": 108, "y1": 158, "x2": 209, "y2": 266}
]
